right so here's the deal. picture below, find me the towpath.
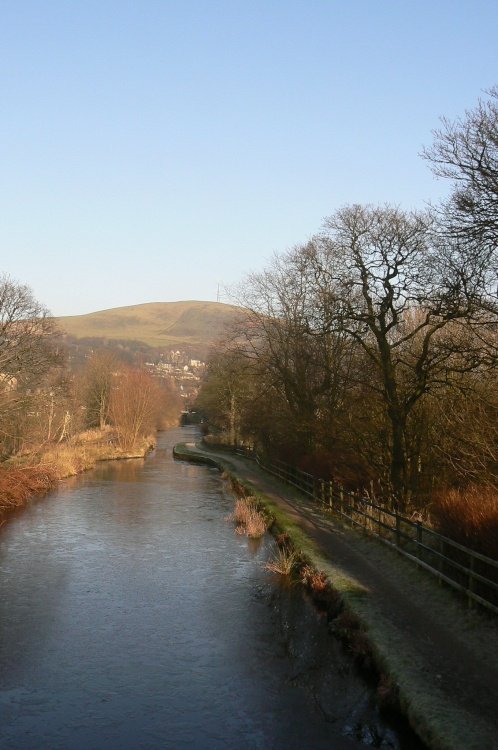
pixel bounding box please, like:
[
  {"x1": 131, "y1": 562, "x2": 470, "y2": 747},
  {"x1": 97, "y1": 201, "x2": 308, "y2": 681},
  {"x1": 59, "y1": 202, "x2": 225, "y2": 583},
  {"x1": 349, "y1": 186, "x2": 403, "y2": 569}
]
[{"x1": 177, "y1": 443, "x2": 498, "y2": 750}]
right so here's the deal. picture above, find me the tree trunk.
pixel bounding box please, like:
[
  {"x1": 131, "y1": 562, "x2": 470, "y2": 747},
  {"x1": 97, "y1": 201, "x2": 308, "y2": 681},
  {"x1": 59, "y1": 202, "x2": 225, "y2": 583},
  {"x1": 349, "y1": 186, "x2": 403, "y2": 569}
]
[
  {"x1": 389, "y1": 413, "x2": 409, "y2": 509},
  {"x1": 229, "y1": 393, "x2": 236, "y2": 445},
  {"x1": 379, "y1": 338, "x2": 410, "y2": 508}
]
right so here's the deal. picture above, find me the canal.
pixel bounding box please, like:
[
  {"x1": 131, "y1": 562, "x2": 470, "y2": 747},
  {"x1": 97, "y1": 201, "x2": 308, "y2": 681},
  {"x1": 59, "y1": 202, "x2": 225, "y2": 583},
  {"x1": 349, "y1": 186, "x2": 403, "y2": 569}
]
[{"x1": 0, "y1": 427, "x2": 422, "y2": 749}]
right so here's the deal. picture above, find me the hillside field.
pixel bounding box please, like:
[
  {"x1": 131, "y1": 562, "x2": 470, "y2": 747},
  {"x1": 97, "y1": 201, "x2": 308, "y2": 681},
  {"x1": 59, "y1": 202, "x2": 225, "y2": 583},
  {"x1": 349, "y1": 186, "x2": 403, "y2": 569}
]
[{"x1": 56, "y1": 300, "x2": 243, "y2": 356}]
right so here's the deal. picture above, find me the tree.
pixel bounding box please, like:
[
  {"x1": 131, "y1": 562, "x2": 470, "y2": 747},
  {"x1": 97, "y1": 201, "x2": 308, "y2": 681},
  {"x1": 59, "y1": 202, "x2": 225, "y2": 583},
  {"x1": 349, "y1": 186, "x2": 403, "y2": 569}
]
[
  {"x1": 0, "y1": 275, "x2": 62, "y2": 456},
  {"x1": 422, "y1": 86, "x2": 498, "y2": 254},
  {"x1": 308, "y1": 204, "x2": 495, "y2": 504},
  {"x1": 234, "y1": 247, "x2": 354, "y2": 459},
  {"x1": 153, "y1": 377, "x2": 183, "y2": 430},
  {"x1": 109, "y1": 367, "x2": 164, "y2": 451},
  {"x1": 81, "y1": 349, "x2": 119, "y2": 430},
  {"x1": 431, "y1": 367, "x2": 498, "y2": 489},
  {"x1": 196, "y1": 349, "x2": 256, "y2": 446}
]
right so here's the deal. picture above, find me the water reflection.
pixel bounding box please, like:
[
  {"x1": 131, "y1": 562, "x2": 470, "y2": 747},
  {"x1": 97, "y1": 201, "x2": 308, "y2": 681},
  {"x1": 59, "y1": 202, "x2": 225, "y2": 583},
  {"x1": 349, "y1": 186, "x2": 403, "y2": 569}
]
[{"x1": 0, "y1": 427, "x2": 421, "y2": 750}]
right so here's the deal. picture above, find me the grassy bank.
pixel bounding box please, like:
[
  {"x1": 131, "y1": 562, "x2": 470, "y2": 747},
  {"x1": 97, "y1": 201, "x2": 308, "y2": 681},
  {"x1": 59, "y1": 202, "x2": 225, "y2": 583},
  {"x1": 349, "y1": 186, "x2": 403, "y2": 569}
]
[
  {"x1": 0, "y1": 429, "x2": 156, "y2": 517},
  {"x1": 174, "y1": 442, "x2": 498, "y2": 750}
]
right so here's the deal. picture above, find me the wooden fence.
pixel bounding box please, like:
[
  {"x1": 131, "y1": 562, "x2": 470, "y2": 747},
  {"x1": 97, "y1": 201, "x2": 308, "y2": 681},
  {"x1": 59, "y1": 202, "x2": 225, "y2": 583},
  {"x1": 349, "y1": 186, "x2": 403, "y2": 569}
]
[{"x1": 235, "y1": 448, "x2": 498, "y2": 615}]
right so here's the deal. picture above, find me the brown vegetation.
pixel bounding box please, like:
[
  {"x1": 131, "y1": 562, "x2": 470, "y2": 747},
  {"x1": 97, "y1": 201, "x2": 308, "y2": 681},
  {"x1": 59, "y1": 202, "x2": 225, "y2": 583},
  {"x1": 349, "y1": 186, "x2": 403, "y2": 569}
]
[
  {"x1": 0, "y1": 279, "x2": 181, "y2": 522},
  {"x1": 300, "y1": 564, "x2": 329, "y2": 593},
  {"x1": 265, "y1": 546, "x2": 299, "y2": 576},
  {"x1": 431, "y1": 485, "x2": 498, "y2": 559},
  {"x1": 0, "y1": 428, "x2": 157, "y2": 518},
  {"x1": 228, "y1": 497, "x2": 268, "y2": 538},
  {"x1": 0, "y1": 466, "x2": 56, "y2": 512}
]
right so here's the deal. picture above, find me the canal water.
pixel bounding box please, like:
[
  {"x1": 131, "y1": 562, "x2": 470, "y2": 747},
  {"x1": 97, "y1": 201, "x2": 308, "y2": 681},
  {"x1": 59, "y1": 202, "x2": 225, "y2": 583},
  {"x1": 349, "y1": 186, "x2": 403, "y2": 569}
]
[{"x1": 0, "y1": 427, "x2": 422, "y2": 749}]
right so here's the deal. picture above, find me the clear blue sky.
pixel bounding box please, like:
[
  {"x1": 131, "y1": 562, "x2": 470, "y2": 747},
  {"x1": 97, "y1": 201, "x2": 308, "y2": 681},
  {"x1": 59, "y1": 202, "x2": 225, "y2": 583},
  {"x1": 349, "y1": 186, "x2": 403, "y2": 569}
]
[{"x1": 1, "y1": 1, "x2": 497, "y2": 316}]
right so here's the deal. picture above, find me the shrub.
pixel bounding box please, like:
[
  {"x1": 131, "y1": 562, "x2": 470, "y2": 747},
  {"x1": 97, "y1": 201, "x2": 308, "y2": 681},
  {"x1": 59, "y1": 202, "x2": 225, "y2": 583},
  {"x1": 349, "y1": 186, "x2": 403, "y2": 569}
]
[{"x1": 300, "y1": 564, "x2": 329, "y2": 593}]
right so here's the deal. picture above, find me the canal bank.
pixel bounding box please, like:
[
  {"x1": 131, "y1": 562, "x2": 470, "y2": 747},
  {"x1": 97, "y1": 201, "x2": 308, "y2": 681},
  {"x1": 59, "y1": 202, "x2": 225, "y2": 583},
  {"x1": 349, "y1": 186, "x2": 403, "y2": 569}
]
[
  {"x1": 0, "y1": 428, "x2": 157, "y2": 520},
  {"x1": 174, "y1": 441, "x2": 498, "y2": 750}
]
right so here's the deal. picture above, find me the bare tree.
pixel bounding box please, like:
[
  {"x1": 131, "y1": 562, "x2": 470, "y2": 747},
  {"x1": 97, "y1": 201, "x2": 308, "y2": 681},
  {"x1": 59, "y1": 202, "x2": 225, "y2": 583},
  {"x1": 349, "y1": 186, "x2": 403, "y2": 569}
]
[
  {"x1": 433, "y1": 369, "x2": 498, "y2": 490},
  {"x1": 422, "y1": 86, "x2": 498, "y2": 255},
  {"x1": 109, "y1": 367, "x2": 163, "y2": 451},
  {"x1": 82, "y1": 349, "x2": 119, "y2": 430},
  {"x1": 0, "y1": 275, "x2": 62, "y2": 456},
  {"x1": 308, "y1": 205, "x2": 496, "y2": 504},
  {"x1": 196, "y1": 349, "x2": 256, "y2": 445},
  {"x1": 234, "y1": 247, "x2": 354, "y2": 457}
]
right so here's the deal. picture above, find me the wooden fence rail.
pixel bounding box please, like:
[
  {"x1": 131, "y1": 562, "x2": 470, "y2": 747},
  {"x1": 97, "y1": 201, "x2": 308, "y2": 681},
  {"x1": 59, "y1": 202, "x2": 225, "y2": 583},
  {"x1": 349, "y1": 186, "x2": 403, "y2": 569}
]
[{"x1": 234, "y1": 447, "x2": 498, "y2": 615}]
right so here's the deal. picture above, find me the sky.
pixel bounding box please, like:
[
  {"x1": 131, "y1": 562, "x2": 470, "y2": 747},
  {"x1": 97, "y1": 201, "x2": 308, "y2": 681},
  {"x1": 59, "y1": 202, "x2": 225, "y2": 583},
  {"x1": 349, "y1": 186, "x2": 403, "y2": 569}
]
[{"x1": 1, "y1": 1, "x2": 497, "y2": 317}]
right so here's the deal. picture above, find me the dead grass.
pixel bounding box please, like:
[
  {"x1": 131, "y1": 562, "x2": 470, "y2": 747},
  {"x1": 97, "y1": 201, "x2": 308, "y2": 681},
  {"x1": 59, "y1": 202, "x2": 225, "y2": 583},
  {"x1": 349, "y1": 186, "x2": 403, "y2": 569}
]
[
  {"x1": 300, "y1": 564, "x2": 329, "y2": 593},
  {"x1": 0, "y1": 465, "x2": 57, "y2": 511},
  {"x1": 0, "y1": 429, "x2": 154, "y2": 517},
  {"x1": 265, "y1": 546, "x2": 299, "y2": 576},
  {"x1": 70, "y1": 426, "x2": 114, "y2": 444},
  {"x1": 431, "y1": 484, "x2": 498, "y2": 558},
  {"x1": 228, "y1": 497, "x2": 268, "y2": 538},
  {"x1": 275, "y1": 532, "x2": 292, "y2": 550}
]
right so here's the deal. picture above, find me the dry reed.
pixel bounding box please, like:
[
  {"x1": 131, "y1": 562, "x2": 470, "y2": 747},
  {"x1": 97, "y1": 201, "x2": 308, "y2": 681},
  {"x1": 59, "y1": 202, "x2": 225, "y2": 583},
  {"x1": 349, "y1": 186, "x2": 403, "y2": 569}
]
[
  {"x1": 228, "y1": 497, "x2": 268, "y2": 538},
  {"x1": 0, "y1": 428, "x2": 153, "y2": 516},
  {"x1": 265, "y1": 546, "x2": 299, "y2": 576},
  {"x1": 431, "y1": 485, "x2": 498, "y2": 559},
  {"x1": 0, "y1": 466, "x2": 57, "y2": 511}
]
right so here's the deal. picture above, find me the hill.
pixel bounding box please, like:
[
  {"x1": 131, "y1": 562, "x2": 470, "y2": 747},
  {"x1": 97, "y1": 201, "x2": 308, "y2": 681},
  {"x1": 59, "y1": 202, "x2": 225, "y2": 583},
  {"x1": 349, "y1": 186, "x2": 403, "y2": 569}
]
[{"x1": 57, "y1": 301, "x2": 243, "y2": 358}]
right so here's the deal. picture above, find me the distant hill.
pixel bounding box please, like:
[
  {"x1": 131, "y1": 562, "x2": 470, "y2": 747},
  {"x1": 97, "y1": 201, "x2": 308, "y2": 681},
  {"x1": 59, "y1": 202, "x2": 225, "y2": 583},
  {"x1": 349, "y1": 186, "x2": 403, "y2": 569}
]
[{"x1": 57, "y1": 301, "x2": 243, "y2": 358}]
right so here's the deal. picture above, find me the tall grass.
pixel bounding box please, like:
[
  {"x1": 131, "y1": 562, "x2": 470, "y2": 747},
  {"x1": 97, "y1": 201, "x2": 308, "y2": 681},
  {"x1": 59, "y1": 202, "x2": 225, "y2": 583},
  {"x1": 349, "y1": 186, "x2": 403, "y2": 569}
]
[
  {"x1": 0, "y1": 466, "x2": 56, "y2": 512},
  {"x1": 0, "y1": 428, "x2": 155, "y2": 517},
  {"x1": 431, "y1": 485, "x2": 498, "y2": 559},
  {"x1": 265, "y1": 547, "x2": 299, "y2": 576},
  {"x1": 300, "y1": 564, "x2": 329, "y2": 593},
  {"x1": 228, "y1": 497, "x2": 268, "y2": 538}
]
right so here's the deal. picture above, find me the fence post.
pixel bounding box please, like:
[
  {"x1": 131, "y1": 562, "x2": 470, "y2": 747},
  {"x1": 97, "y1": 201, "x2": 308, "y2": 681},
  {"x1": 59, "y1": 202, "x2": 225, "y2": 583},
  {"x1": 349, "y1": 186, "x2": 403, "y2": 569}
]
[
  {"x1": 339, "y1": 485, "x2": 344, "y2": 517},
  {"x1": 320, "y1": 480, "x2": 325, "y2": 506},
  {"x1": 395, "y1": 513, "x2": 401, "y2": 547},
  {"x1": 438, "y1": 537, "x2": 443, "y2": 584},
  {"x1": 468, "y1": 553, "x2": 475, "y2": 609},
  {"x1": 329, "y1": 479, "x2": 334, "y2": 510},
  {"x1": 416, "y1": 522, "x2": 422, "y2": 563}
]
